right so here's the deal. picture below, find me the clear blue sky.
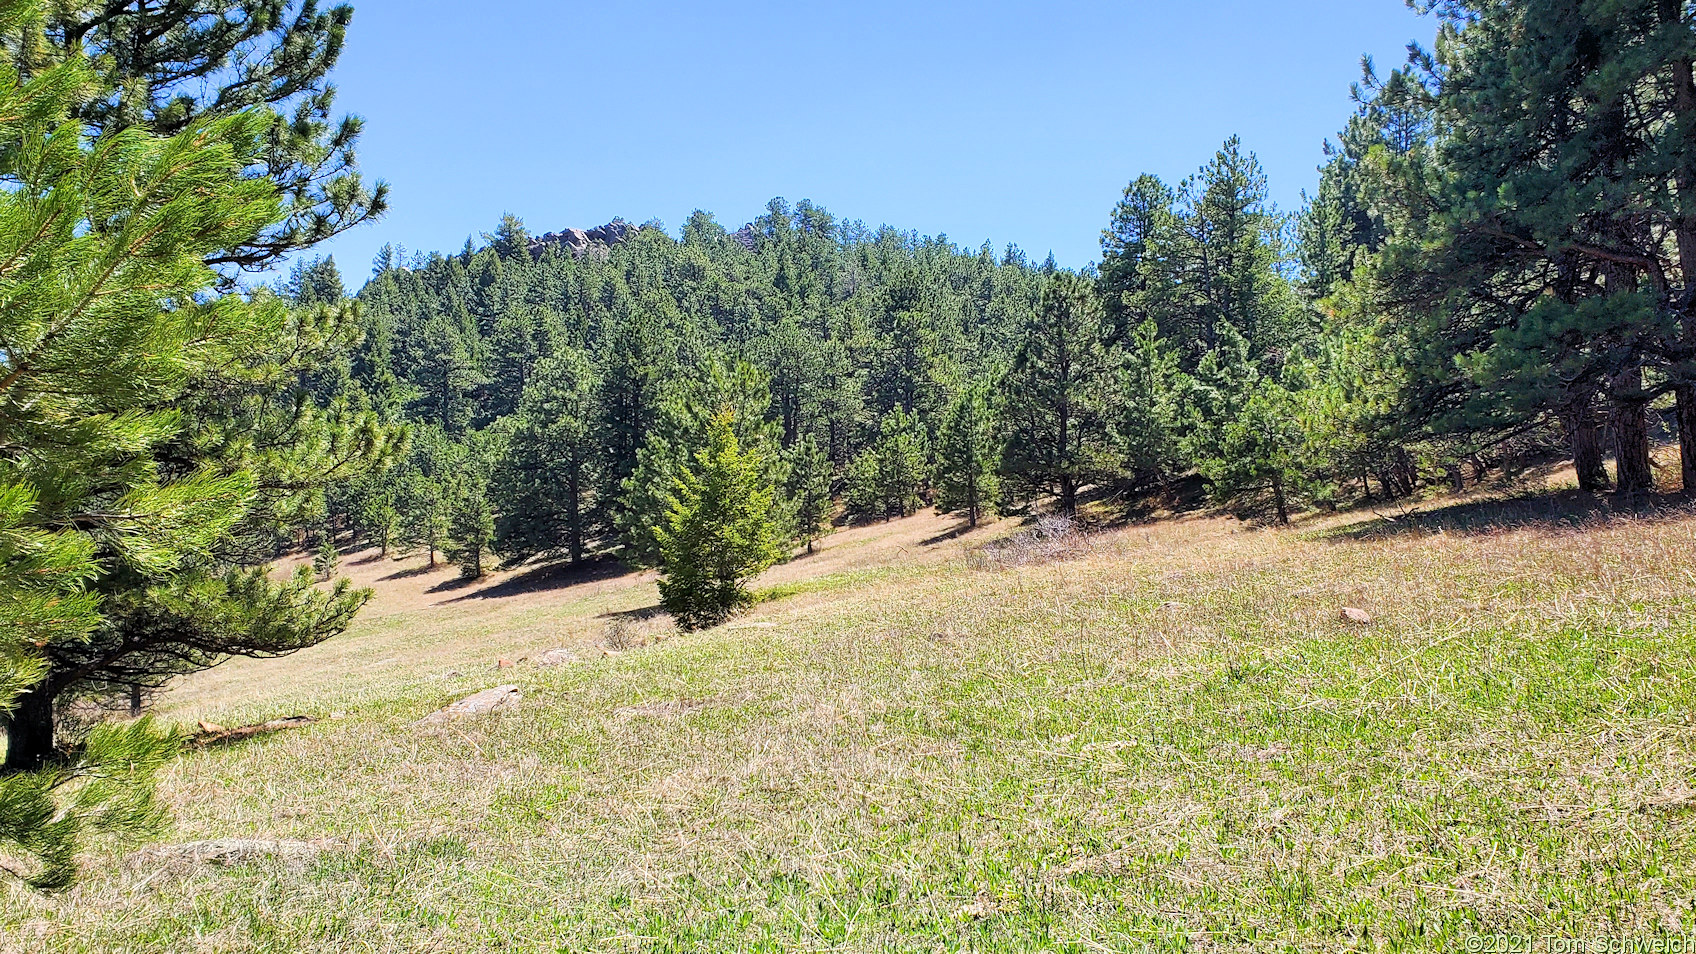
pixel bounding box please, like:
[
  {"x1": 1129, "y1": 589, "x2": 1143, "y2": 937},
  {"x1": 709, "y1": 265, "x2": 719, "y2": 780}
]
[{"x1": 307, "y1": 0, "x2": 1435, "y2": 282}]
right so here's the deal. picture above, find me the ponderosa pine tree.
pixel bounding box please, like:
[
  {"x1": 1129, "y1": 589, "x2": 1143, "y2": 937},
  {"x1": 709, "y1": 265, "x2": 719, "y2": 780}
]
[
  {"x1": 754, "y1": 316, "x2": 831, "y2": 448},
  {"x1": 491, "y1": 350, "x2": 601, "y2": 566},
  {"x1": 597, "y1": 305, "x2": 673, "y2": 520},
  {"x1": 394, "y1": 437, "x2": 451, "y2": 568},
  {"x1": 1111, "y1": 319, "x2": 1184, "y2": 490},
  {"x1": 655, "y1": 412, "x2": 784, "y2": 631},
  {"x1": 1182, "y1": 326, "x2": 1309, "y2": 524},
  {"x1": 846, "y1": 406, "x2": 928, "y2": 522},
  {"x1": 934, "y1": 383, "x2": 1001, "y2": 527},
  {"x1": 1380, "y1": 1, "x2": 1696, "y2": 496},
  {"x1": 1297, "y1": 64, "x2": 1435, "y2": 501},
  {"x1": 1099, "y1": 175, "x2": 1175, "y2": 342},
  {"x1": 396, "y1": 473, "x2": 447, "y2": 567},
  {"x1": 0, "y1": 4, "x2": 362, "y2": 884},
  {"x1": 785, "y1": 435, "x2": 834, "y2": 553},
  {"x1": 11, "y1": 297, "x2": 399, "y2": 767},
  {"x1": 870, "y1": 277, "x2": 957, "y2": 420},
  {"x1": 446, "y1": 474, "x2": 495, "y2": 579},
  {"x1": 1000, "y1": 272, "x2": 1116, "y2": 515},
  {"x1": 35, "y1": 0, "x2": 388, "y2": 276},
  {"x1": 1130, "y1": 138, "x2": 1305, "y2": 371},
  {"x1": 313, "y1": 538, "x2": 340, "y2": 581}
]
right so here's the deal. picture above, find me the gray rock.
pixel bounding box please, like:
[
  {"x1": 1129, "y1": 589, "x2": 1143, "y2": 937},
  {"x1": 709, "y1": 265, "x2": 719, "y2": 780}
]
[
  {"x1": 415, "y1": 684, "x2": 520, "y2": 725},
  {"x1": 526, "y1": 219, "x2": 640, "y2": 260},
  {"x1": 533, "y1": 649, "x2": 577, "y2": 667}
]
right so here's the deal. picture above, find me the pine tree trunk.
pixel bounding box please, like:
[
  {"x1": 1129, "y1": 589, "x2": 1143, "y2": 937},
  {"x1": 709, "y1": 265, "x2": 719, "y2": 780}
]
[
  {"x1": 1059, "y1": 475, "x2": 1077, "y2": 516},
  {"x1": 566, "y1": 466, "x2": 584, "y2": 564},
  {"x1": 1679, "y1": 384, "x2": 1696, "y2": 495},
  {"x1": 1658, "y1": 0, "x2": 1696, "y2": 496},
  {"x1": 1271, "y1": 473, "x2": 1290, "y2": 525},
  {"x1": 3, "y1": 684, "x2": 56, "y2": 771},
  {"x1": 1561, "y1": 399, "x2": 1610, "y2": 492},
  {"x1": 1612, "y1": 367, "x2": 1654, "y2": 496},
  {"x1": 1376, "y1": 470, "x2": 1396, "y2": 501}
]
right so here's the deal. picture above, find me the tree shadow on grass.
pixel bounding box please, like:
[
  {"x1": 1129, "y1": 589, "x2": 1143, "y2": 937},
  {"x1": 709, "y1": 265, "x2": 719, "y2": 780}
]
[
  {"x1": 441, "y1": 556, "x2": 637, "y2": 604},
  {"x1": 596, "y1": 604, "x2": 668, "y2": 623},
  {"x1": 1319, "y1": 488, "x2": 1694, "y2": 542},
  {"x1": 425, "y1": 574, "x2": 478, "y2": 594},
  {"x1": 919, "y1": 519, "x2": 981, "y2": 547},
  {"x1": 380, "y1": 563, "x2": 445, "y2": 581}
]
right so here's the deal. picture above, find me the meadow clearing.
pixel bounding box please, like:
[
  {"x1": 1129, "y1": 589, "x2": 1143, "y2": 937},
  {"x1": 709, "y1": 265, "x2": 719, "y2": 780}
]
[{"x1": 6, "y1": 477, "x2": 1696, "y2": 952}]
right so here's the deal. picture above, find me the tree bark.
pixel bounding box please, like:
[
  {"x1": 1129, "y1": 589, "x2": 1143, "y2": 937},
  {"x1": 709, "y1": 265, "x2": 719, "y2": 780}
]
[
  {"x1": 1612, "y1": 367, "x2": 1654, "y2": 496},
  {"x1": 1680, "y1": 384, "x2": 1696, "y2": 495},
  {"x1": 1658, "y1": 0, "x2": 1696, "y2": 494},
  {"x1": 1561, "y1": 397, "x2": 1610, "y2": 492},
  {"x1": 1271, "y1": 472, "x2": 1290, "y2": 525},
  {"x1": 566, "y1": 466, "x2": 584, "y2": 564},
  {"x1": 1058, "y1": 475, "x2": 1077, "y2": 516},
  {"x1": 3, "y1": 683, "x2": 56, "y2": 772}
]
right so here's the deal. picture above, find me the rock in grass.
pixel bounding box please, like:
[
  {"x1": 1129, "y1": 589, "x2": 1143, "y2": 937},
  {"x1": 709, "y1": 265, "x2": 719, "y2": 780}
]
[
  {"x1": 1340, "y1": 607, "x2": 1372, "y2": 625},
  {"x1": 415, "y1": 685, "x2": 520, "y2": 726},
  {"x1": 533, "y1": 649, "x2": 577, "y2": 667}
]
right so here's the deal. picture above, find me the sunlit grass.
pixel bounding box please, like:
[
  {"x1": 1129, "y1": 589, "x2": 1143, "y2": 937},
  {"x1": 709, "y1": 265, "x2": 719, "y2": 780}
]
[{"x1": 5, "y1": 502, "x2": 1696, "y2": 951}]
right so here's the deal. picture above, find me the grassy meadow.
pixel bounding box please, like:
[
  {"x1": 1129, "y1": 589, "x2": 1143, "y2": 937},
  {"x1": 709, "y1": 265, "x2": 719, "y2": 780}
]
[{"x1": 6, "y1": 482, "x2": 1696, "y2": 952}]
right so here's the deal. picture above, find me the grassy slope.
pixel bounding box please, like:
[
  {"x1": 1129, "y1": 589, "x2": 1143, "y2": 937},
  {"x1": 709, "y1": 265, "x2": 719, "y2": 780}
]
[{"x1": 6, "y1": 497, "x2": 1696, "y2": 952}]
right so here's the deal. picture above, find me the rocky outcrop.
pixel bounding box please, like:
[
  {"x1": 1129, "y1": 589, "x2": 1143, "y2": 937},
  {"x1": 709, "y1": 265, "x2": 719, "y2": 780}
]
[{"x1": 526, "y1": 219, "x2": 639, "y2": 260}]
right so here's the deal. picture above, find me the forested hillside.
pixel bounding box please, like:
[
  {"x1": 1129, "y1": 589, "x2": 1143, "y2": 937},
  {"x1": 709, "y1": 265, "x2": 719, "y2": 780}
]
[{"x1": 324, "y1": 8, "x2": 1696, "y2": 593}]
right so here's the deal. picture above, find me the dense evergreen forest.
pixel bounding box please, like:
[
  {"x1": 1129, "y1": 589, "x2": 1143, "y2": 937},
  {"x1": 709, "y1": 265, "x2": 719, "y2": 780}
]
[{"x1": 5, "y1": 0, "x2": 1696, "y2": 891}]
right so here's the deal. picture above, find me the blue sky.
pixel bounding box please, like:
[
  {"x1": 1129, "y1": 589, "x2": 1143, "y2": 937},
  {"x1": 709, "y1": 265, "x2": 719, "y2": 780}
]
[{"x1": 307, "y1": 1, "x2": 1435, "y2": 282}]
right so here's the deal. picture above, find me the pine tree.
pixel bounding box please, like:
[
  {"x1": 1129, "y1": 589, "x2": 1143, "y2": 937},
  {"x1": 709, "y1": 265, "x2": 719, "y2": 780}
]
[
  {"x1": 313, "y1": 538, "x2": 340, "y2": 581},
  {"x1": 37, "y1": 0, "x2": 389, "y2": 275},
  {"x1": 655, "y1": 412, "x2": 784, "y2": 631},
  {"x1": 396, "y1": 472, "x2": 448, "y2": 567},
  {"x1": 1378, "y1": 1, "x2": 1696, "y2": 495},
  {"x1": 1099, "y1": 174, "x2": 1175, "y2": 341},
  {"x1": 597, "y1": 307, "x2": 672, "y2": 518},
  {"x1": 1112, "y1": 319, "x2": 1184, "y2": 490},
  {"x1": 491, "y1": 350, "x2": 602, "y2": 566},
  {"x1": 934, "y1": 383, "x2": 1001, "y2": 527},
  {"x1": 446, "y1": 476, "x2": 495, "y2": 579},
  {"x1": 7, "y1": 271, "x2": 399, "y2": 783},
  {"x1": 0, "y1": 5, "x2": 370, "y2": 886},
  {"x1": 846, "y1": 406, "x2": 928, "y2": 522},
  {"x1": 1181, "y1": 326, "x2": 1309, "y2": 524},
  {"x1": 1000, "y1": 272, "x2": 1117, "y2": 515},
  {"x1": 785, "y1": 436, "x2": 835, "y2": 553},
  {"x1": 353, "y1": 478, "x2": 398, "y2": 555},
  {"x1": 1133, "y1": 138, "x2": 1305, "y2": 371}
]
